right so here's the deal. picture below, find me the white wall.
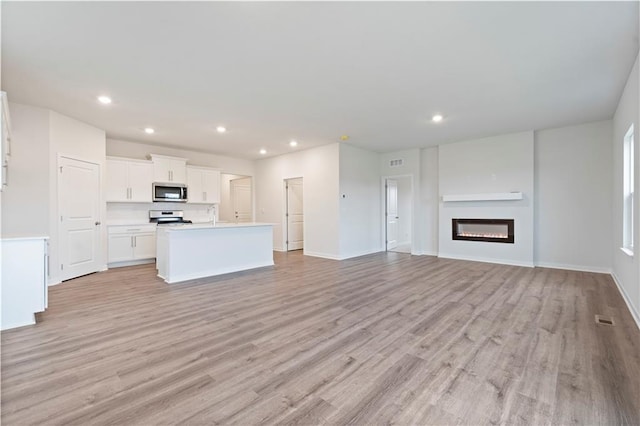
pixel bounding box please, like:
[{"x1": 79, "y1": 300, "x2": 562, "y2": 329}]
[
  {"x1": 339, "y1": 143, "x2": 382, "y2": 259},
  {"x1": 419, "y1": 147, "x2": 439, "y2": 255},
  {"x1": 438, "y1": 131, "x2": 535, "y2": 267},
  {"x1": 1, "y1": 103, "x2": 50, "y2": 237},
  {"x1": 380, "y1": 149, "x2": 422, "y2": 254},
  {"x1": 49, "y1": 111, "x2": 106, "y2": 284},
  {"x1": 255, "y1": 143, "x2": 340, "y2": 258},
  {"x1": 107, "y1": 138, "x2": 254, "y2": 177},
  {"x1": 612, "y1": 53, "x2": 639, "y2": 326},
  {"x1": 535, "y1": 120, "x2": 613, "y2": 273}
]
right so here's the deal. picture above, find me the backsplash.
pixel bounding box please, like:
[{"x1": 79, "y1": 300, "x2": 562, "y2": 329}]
[{"x1": 106, "y1": 203, "x2": 217, "y2": 225}]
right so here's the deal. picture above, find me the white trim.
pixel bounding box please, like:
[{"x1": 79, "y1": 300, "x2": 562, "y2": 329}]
[
  {"x1": 611, "y1": 272, "x2": 640, "y2": 331},
  {"x1": 108, "y1": 259, "x2": 155, "y2": 269},
  {"x1": 438, "y1": 252, "x2": 534, "y2": 268},
  {"x1": 620, "y1": 247, "x2": 634, "y2": 257},
  {"x1": 338, "y1": 248, "x2": 382, "y2": 260},
  {"x1": 303, "y1": 251, "x2": 341, "y2": 260},
  {"x1": 381, "y1": 174, "x2": 415, "y2": 253},
  {"x1": 534, "y1": 262, "x2": 612, "y2": 274},
  {"x1": 417, "y1": 250, "x2": 439, "y2": 256},
  {"x1": 442, "y1": 192, "x2": 523, "y2": 202}
]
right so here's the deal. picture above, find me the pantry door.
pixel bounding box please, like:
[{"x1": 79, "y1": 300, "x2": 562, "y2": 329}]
[{"x1": 58, "y1": 156, "x2": 101, "y2": 281}]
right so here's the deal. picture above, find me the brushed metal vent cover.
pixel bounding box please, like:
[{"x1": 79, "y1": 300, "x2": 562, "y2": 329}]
[{"x1": 595, "y1": 315, "x2": 615, "y2": 326}]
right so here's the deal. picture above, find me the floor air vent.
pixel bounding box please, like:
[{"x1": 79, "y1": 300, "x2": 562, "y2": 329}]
[{"x1": 595, "y1": 315, "x2": 615, "y2": 326}]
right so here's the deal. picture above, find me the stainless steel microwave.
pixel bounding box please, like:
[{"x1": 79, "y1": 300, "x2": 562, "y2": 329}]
[{"x1": 153, "y1": 183, "x2": 188, "y2": 203}]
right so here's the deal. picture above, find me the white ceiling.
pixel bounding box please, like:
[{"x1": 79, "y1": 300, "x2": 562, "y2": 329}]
[{"x1": 2, "y1": 2, "x2": 638, "y2": 159}]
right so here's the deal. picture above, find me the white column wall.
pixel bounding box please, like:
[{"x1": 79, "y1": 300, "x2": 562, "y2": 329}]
[
  {"x1": 534, "y1": 120, "x2": 613, "y2": 272},
  {"x1": 338, "y1": 143, "x2": 382, "y2": 259},
  {"x1": 254, "y1": 143, "x2": 340, "y2": 258}
]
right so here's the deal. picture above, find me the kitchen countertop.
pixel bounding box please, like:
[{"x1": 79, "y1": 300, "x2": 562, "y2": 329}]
[
  {"x1": 1, "y1": 235, "x2": 50, "y2": 241},
  {"x1": 160, "y1": 222, "x2": 274, "y2": 231}
]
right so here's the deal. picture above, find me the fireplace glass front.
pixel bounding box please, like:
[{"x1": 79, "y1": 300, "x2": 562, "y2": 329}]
[{"x1": 452, "y1": 219, "x2": 514, "y2": 244}]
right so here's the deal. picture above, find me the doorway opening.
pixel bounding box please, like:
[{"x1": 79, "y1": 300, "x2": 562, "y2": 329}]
[
  {"x1": 385, "y1": 176, "x2": 413, "y2": 254},
  {"x1": 220, "y1": 174, "x2": 253, "y2": 223},
  {"x1": 285, "y1": 177, "x2": 304, "y2": 251}
]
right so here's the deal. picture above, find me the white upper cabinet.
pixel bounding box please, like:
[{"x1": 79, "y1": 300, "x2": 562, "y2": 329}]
[
  {"x1": 187, "y1": 166, "x2": 220, "y2": 204},
  {"x1": 150, "y1": 154, "x2": 187, "y2": 184},
  {"x1": 106, "y1": 157, "x2": 153, "y2": 202}
]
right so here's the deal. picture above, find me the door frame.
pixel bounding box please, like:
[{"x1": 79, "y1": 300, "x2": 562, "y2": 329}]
[
  {"x1": 230, "y1": 176, "x2": 253, "y2": 222},
  {"x1": 283, "y1": 177, "x2": 304, "y2": 252},
  {"x1": 57, "y1": 154, "x2": 103, "y2": 282},
  {"x1": 381, "y1": 174, "x2": 414, "y2": 253}
]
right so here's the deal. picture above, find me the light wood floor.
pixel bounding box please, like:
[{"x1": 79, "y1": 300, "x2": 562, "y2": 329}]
[{"x1": 2, "y1": 251, "x2": 639, "y2": 425}]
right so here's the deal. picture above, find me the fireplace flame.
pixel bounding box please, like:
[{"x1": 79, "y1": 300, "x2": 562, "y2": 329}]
[{"x1": 458, "y1": 232, "x2": 508, "y2": 239}]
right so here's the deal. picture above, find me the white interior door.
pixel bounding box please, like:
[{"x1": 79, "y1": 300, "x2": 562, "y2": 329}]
[
  {"x1": 386, "y1": 179, "x2": 398, "y2": 250},
  {"x1": 59, "y1": 157, "x2": 101, "y2": 281},
  {"x1": 286, "y1": 178, "x2": 304, "y2": 251},
  {"x1": 231, "y1": 177, "x2": 252, "y2": 222}
]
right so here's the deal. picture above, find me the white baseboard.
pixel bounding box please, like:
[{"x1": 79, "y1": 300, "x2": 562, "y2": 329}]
[
  {"x1": 338, "y1": 249, "x2": 383, "y2": 260},
  {"x1": 611, "y1": 272, "x2": 640, "y2": 331},
  {"x1": 108, "y1": 259, "x2": 155, "y2": 269},
  {"x1": 48, "y1": 279, "x2": 62, "y2": 287},
  {"x1": 438, "y1": 253, "x2": 534, "y2": 268},
  {"x1": 303, "y1": 251, "x2": 341, "y2": 260},
  {"x1": 534, "y1": 262, "x2": 611, "y2": 274},
  {"x1": 417, "y1": 250, "x2": 439, "y2": 257}
]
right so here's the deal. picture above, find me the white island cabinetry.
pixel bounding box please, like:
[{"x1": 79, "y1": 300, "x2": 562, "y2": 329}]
[
  {"x1": 156, "y1": 223, "x2": 274, "y2": 284},
  {"x1": 1, "y1": 237, "x2": 48, "y2": 330}
]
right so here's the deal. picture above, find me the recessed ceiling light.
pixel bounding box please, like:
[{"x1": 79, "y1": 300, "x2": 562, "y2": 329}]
[
  {"x1": 259, "y1": 148, "x2": 267, "y2": 155},
  {"x1": 340, "y1": 135, "x2": 349, "y2": 141},
  {"x1": 216, "y1": 126, "x2": 226, "y2": 133},
  {"x1": 432, "y1": 114, "x2": 444, "y2": 123},
  {"x1": 144, "y1": 127, "x2": 155, "y2": 134},
  {"x1": 290, "y1": 140, "x2": 298, "y2": 147},
  {"x1": 97, "y1": 95, "x2": 112, "y2": 105}
]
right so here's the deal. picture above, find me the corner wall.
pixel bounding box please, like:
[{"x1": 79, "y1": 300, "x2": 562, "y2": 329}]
[
  {"x1": 254, "y1": 143, "x2": 340, "y2": 258},
  {"x1": 534, "y1": 120, "x2": 613, "y2": 272},
  {"x1": 339, "y1": 143, "x2": 382, "y2": 259},
  {"x1": 49, "y1": 111, "x2": 106, "y2": 284},
  {"x1": 612, "y1": 52, "x2": 640, "y2": 326},
  {"x1": 1, "y1": 103, "x2": 50, "y2": 237}
]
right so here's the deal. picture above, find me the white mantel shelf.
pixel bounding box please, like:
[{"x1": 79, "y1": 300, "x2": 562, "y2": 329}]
[{"x1": 442, "y1": 192, "x2": 523, "y2": 202}]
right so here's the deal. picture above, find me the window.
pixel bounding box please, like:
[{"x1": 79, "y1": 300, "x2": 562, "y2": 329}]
[{"x1": 623, "y1": 124, "x2": 634, "y2": 254}]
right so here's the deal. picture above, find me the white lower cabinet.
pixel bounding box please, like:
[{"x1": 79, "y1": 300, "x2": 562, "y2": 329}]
[
  {"x1": 108, "y1": 225, "x2": 156, "y2": 266},
  {"x1": 1, "y1": 237, "x2": 48, "y2": 330}
]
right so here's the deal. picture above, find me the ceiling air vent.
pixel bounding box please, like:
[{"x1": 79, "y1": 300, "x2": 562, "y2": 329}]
[{"x1": 389, "y1": 159, "x2": 403, "y2": 167}]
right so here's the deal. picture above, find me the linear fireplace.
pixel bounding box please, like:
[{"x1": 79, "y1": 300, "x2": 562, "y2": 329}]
[{"x1": 452, "y1": 219, "x2": 514, "y2": 244}]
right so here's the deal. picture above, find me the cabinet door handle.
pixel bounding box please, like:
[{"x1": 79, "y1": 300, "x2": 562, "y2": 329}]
[
  {"x1": 203, "y1": 191, "x2": 206, "y2": 201},
  {"x1": 134, "y1": 236, "x2": 137, "y2": 247},
  {"x1": 131, "y1": 236, "x2": 134, "y2": 247}
]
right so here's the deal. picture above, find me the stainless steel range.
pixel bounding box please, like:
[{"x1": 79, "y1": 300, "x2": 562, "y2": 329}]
[{"x1": 149, "y1": 210, "x2": 192, "y2": 226}]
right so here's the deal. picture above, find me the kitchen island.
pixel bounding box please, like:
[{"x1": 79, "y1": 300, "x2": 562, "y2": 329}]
[{"x1": 156, "y1": 223, "x2": 274, "y2": 284}]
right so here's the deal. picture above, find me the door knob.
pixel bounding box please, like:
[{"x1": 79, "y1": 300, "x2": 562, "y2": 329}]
[{"x1": 95, "y1": 221, "x2": 101, "y2": 226}]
